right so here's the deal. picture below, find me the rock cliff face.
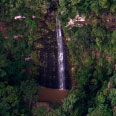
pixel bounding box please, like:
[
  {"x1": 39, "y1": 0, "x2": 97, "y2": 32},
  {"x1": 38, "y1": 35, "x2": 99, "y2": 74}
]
[{"x1": 33, "y1": 14, "x2": 58, "y2": 89}]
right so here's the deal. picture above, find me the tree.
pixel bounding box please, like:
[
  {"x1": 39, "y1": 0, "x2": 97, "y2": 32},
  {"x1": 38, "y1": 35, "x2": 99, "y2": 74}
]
[
  {"x1": 0, "y1": 82, "x2": 25, "y2": 116},
  {"x1": 20, "y1": 80, "x2": 38, "y2": 109}
]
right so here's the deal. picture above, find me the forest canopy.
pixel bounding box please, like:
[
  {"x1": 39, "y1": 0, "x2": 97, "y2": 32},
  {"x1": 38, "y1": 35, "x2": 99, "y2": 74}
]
[{"x1": 1, "y1": 0, "x2": 116, "y2": 116}]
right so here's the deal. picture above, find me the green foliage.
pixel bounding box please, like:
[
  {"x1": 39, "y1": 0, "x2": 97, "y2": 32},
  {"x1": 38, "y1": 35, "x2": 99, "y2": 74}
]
[
  {"x1": 63, "y1": 94, "x2": 77, "y2": 112},
  {"x1": 109, "y1": 88, "x2": 116, "y2": 106},
  {"x1": 87, "y1": 104, "x2": 112, "y2": 116},
  {"x1": 32, "y1": 106, "x2": 47, "y2": 116},
  {"x1": 0, "y1": 1, "x2": 43, "y2": 114},
  {"x1": 25, "y1": 18, "x2": 36, "y2": 30},
  {"x1": 111, "y1": 3, "x2": 116, "y2": 13},
  {"x1": 74, "y1": 26, "x2": 91, "y2": 46},
  {"x1": 46, "y1": 108, "x2": 65, "y2": 116},
  {"x1": 64, "y1": 17, "x2": 116, "y2": 115},
  {"x1": 91, "y1": 26, "x2": 106, "y2": 39},
  {"x1": 0, "y1": 0, "x2": 53, "y2": 20},
  {"x1": 103, "y1": 29, "x2": 116, "y2": 57},
  {"x1": 110, "y1": 71, "x2": 116, "y2": 87},
  {"x1": 20, "y1": 80, "x2": 38, "y2": 109},
  {"x1": 57, "y1": 0, "x2": 116, "y2": 15},
  {"x1": 0, "y1": 25, "x2": 34, "y2": 116},
  {"x1": 0, "y1": 82, "x2": 29, "y2": 116},
  {"x1": 90, "y1": 1, "x2": 99, "y2": 14},
  {"x1": 99, "y1": 0, "x2": 110, "y2": 9},
  {"x1": 76, "y1": 66, "x2": 92, "y2": 85},
  {"x1": 97, "y1": 92, "x2": 106, "y2": 104}
]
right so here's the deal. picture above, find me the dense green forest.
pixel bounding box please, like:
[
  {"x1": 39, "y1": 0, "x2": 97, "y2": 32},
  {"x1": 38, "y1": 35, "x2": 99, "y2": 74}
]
[{"x1": 1, "y1": 0, "x2": 116, "y2": 116}]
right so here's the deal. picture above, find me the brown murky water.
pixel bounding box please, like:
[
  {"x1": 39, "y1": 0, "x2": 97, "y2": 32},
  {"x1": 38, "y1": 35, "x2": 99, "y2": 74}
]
[{"x1": 39, "y1": 87, "x2": 69, "y2": 103}]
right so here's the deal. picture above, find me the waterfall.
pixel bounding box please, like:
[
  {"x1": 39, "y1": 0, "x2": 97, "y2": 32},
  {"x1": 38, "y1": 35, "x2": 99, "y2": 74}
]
[{"x1": 56, "y1": 17, "x2": 66, "y2": 90}]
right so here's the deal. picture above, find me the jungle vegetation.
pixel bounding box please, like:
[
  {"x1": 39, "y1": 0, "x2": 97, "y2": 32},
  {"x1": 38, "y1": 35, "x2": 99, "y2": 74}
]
[{"x1": 1, "y1": 0, "x2": 116, "y2": 116}]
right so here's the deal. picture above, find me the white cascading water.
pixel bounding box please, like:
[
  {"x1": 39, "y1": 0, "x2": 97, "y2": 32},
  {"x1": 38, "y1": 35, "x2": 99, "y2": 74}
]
[{"x1": 56, "y1": 17, "x2": 66, "y2": 90}]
